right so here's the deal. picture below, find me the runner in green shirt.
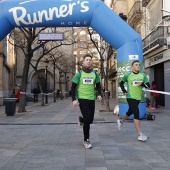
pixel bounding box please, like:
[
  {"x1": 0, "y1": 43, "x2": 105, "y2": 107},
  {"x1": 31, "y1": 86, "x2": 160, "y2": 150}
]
[
  {"x1": 71, "y1": 54, "x2": 102, "y2": 149},
  {"x1": 117, "y1": 60, "x2": 150, "y2": 141}
]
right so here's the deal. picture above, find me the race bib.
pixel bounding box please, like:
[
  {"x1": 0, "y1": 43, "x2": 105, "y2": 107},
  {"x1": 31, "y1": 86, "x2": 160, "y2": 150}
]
[
  {"x1": 83, "y1": 77, "x2": 93, "y2": 84},
  {"x1": 132, "y1": 80, "x2": 142, "y2": 86}
]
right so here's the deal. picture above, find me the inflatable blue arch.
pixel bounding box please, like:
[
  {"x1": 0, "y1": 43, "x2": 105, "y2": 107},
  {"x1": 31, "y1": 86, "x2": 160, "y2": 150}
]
[{"x1": 0, "y1": 0, "x2": 146, "y2": 119}]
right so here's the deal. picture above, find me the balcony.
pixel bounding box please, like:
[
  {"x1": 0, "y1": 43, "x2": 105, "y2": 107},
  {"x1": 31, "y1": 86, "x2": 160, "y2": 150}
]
[
  {"x1": 128, "y1": 1, "x2": 142, "y2": 27},
  {"x1": 142, "y1": 0, "x2": 150, "y2": 7},
  {"x1": 143, "y1": 26, "x2": 168, "y2": 55}
]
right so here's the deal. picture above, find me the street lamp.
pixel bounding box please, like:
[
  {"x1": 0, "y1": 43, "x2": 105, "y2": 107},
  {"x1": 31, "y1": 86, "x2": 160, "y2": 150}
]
[
  {"x1": 53, "y1": 61, "x2": 56, "y2": 102},
  {"x1": 66, "y1": 76, "x2": 69, "y2": 92},
  {"x1": 59, "y1": 70, "x2": 63, "y2": 92},
  {"x1": 45, "y1": 58, "x2": 49, "y2": 104}
]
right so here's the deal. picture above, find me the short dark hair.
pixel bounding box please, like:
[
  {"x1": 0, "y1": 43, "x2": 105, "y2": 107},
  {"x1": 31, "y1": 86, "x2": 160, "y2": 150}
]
[
  {"x1": 83, "y1": 54, "x2": 92, "y2": 60},
  {"x1": 132, "y1": 60, "x2": 139, "y2": 66},
  {"x1": 152, "y1": 81, "x2": 156, "y2": 85}
]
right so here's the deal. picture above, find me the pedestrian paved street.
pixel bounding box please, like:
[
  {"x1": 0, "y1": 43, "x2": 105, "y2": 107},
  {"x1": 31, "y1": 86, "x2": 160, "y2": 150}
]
[{"x1": 0, "y1": 97, "x2": 170, "y2": 170}]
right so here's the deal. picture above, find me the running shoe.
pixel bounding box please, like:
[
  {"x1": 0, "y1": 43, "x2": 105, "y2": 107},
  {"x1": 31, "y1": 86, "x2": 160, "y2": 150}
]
[
  {"x1": 138, "y1": 133, "x2": 148, "y2": 141},
  {"x1": 77, "y1": 116, "x2": 83, "y2": 127},
  {"x1": 117, "y1": 119, "x2": 122, "y2": 130},
  {"x1": 83, "y1": 139, "x2": 92, "y2": 149}
]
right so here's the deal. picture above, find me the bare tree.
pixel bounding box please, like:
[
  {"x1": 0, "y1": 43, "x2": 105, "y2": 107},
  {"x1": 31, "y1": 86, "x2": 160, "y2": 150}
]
[
  {"x1": 9, "y1": 27, "x2": 74, "y2": 112},
  {"x1": 76, "y1": 27, "x2": 112, "y2": 111}
]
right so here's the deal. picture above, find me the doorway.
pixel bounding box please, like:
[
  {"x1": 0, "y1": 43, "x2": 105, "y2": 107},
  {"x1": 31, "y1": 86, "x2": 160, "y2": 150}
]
[{"x1": 154, "y1": 63, "x2": 164, "y2": 106}]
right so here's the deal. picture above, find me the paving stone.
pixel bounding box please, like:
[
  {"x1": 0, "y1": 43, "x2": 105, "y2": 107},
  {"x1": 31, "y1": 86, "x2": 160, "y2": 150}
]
[{"x1": 0, "y1": 98, "x2": 169, "y2": 170}]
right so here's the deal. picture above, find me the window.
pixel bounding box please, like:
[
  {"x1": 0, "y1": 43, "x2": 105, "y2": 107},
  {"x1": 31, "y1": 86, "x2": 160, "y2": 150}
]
[
  {"x1": 73, "y1": 44, "x2": 77, "y2": 48},
  {"x1": 80, "y1": 38, "x2": 86, "y2": 41},
  {"x1": 80, "y1": 51, "x2": 87, "y2": 54},
  {"x1": 80, "y1": 31, "x2": 86, "y2": 35},
  {"x1": 74, "y1": 51, "x2": 77, "y2": 55},
  {"x1": 80, "y1": 44, "x2": 86, "y2": 48}
]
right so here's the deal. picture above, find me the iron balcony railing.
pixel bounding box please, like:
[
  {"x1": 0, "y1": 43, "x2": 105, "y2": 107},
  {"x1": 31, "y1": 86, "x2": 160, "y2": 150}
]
[
  {"x1": 142, "y1": 0, "x2": 150, "y2": 7},
  {"x1": 143, "y1": 26, "x2": 168, "y2": 54},
  {"x1": 128, "y1": 1, "x2": 142, "y2": 26}
]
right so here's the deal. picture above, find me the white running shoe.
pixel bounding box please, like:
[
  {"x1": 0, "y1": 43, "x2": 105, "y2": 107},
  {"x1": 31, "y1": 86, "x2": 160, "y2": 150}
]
[
  {"x1": 138, "y1": 133, "x2": 148, "y2": 141},
  {"x1": 117, "y1": 119, "x2": 122, "y2": 130},
  {"x1": 77, "y1": 116, "x2": 83, "y2": 127},
  {"x1": 83, "y1": 139, "x2": 92, "y2": 149}
]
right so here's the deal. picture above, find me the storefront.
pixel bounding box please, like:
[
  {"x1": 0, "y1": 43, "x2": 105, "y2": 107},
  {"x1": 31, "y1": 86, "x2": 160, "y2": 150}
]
[{"x1": 145, "y1": 49, "x2": 170, "y2": 109}]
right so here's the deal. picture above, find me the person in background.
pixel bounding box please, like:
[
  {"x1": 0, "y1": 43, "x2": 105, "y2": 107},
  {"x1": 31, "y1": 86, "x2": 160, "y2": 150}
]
[
  {"x1": 13, "y1": 84, "x2": 19, "y2": 98},
  {"x1": 33, "y1": 87, "x2": 40, "y2": 103},
  {"x1": 16, "y1": 85, "x2": 21, "y2": 102},
  {"x1": 117, "y1": 60, "x2": 150, "y2": 142},
  {"x1": 71, "y1": 54, "x2": 102, "y2": 149},
  {"x1": 150, "y1": 81, "x2": 158, "y2": 109}
]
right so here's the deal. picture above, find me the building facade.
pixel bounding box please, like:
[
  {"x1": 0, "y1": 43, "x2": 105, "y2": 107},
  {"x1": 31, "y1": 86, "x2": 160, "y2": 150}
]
[
  {"x1": 0, "y1": 37, "x2": 15, "y2": 105},
  {"x1": 142, "y1": 0, "x2": 170, "y2": 109},
  {"x1": 73, "y1": 27, "x2": 100, "y2": 72},
  {"x1": 104, "y1": 0, "x2": 128, "y2": 98}
]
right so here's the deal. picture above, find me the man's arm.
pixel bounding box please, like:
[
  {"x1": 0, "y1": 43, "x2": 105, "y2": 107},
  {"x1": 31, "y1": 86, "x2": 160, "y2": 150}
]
[
  {"x1": 96, "y1": 82, "x2": 102, "y2": 97},
  {"x1": 71, "y1": 82, "x2": 77, "y2": 101},
  {"x1": 140, "y1": 82, "x2": 150, "y2": 88},
  {"x1": 119, "y1": 81, "x2": 127, "y2": 93}
]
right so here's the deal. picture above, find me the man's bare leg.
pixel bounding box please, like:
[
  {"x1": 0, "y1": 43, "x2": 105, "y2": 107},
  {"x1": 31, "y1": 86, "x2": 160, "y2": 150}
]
[
  {"x1": 134, "y1": 119, "x2": 141, "y2": 135},
  {"x1": 121, "y1": 114, "x2": 128, "y2": 123}
]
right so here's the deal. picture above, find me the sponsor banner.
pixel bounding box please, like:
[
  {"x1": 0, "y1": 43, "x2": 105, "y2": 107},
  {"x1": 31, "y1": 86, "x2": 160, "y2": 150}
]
[
  {"x1": 117, "y1": 61, "x2": 131, "y2": 103},
  {"x1": 128, "y1": 55, "x2": 139, "y2": 60}
]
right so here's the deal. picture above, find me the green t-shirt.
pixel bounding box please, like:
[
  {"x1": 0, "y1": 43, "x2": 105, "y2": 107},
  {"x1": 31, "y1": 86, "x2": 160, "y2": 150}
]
[
  {"x1": 122, "y1": 72, "x2": 149, "y2": 101},
  {"x1": 72, "y1": 70, "x2": 100, "y2": 100}
]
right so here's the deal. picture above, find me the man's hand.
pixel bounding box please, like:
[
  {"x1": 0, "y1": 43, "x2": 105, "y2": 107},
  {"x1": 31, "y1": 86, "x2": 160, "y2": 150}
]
[
  {"x1": 137, "y1": 82, "x2": 142, "y2": 86},
  {"x1": 97, "y1": 95, "x2": 102, "y2": 102},
  {"x1": 72, "y1": 100, "x2": 79, "y2": 107}
]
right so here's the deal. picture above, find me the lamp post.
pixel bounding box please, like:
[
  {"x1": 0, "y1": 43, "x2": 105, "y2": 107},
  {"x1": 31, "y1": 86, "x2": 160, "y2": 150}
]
[
  {"x1": 64, "y1": 72, "x2": 69, "y2": 99},
  {"x1": 53, "y1": 61, "x2": 56, "y2": 102},
  {"x1": 59, "y1": 70, "x2": 63, "y2": 92},
  {"x1": 66, "y1": 76, "x2": 69, "y2": 92},
  {"x1": 45, "y1": 58, "x2": 49, "y2": 104}
]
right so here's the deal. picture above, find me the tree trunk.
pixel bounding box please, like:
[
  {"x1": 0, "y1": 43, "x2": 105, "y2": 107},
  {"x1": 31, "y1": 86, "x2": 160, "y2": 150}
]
[
  {"x1": 104, "y1": 45, "x2": 113, "y2": 112},
  {"x1": 36, "y1": 71, "x2": 45, "y2": 106},
  {"x1": 100, "y1": 57, "x2": 105, "y2": 105},
  {"x1": 18, "y1": 55, "x2": 31, "y2": 112},
  {"x1": 104, "y1": 74, "x2": 110, "y2": 112},
  {"x1": 41, "y1": 94, "x2": 45, "y2": 106}
]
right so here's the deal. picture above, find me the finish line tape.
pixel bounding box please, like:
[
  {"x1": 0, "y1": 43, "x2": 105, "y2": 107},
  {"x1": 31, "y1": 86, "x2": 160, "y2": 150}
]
[{"x1": 143, "y1": 89, "x2": 170, "y2": 95}]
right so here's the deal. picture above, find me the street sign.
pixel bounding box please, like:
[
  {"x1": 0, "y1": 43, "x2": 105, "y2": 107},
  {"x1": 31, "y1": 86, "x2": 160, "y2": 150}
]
[{"x1": 38, "y1": 33, "x2": 64, "y2": 41}]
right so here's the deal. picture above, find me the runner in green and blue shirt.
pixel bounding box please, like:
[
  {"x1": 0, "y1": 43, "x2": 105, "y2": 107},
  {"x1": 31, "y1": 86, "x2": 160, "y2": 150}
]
[
  {"x1": 71, "y1": 54, "x2": 102, "y2": 149},
  {"x1": 117, "y1": 60, "x2": 150, "y2": 141}
]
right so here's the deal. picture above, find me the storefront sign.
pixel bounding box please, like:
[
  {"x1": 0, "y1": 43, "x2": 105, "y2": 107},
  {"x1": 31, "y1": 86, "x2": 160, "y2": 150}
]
[
  {"x1": 145, "y1": 53, "x2": 163, "y2": 67},
  {"x1": 145, "y1": 49, "x2": 170, "y2": 68}
]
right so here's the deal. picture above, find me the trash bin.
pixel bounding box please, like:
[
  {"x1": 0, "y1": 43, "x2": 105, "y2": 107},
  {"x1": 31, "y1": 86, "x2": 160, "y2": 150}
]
[{"x1": 4, "y1": 98, "x2": 17, "y2": 116}]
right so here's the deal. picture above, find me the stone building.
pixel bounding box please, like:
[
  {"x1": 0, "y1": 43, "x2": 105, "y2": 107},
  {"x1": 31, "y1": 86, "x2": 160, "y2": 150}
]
[
  {"x1": 142, "y1": 0, "x2": 170, "y2": 109},
  {"x1": 0, "y1": 37, "x2": 15, "y2": 105},
  {"x1": 0, "y1": 27, "x2": 74, "y2": 105},
  {"x1": 103, "y1": 0, "x2": 128, "y2": 98}
]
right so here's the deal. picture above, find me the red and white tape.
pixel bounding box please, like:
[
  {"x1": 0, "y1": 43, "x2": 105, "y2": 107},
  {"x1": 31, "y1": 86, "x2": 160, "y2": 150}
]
[{"x1": 143, "y1": 89, "x2": 170, "y2": 95}]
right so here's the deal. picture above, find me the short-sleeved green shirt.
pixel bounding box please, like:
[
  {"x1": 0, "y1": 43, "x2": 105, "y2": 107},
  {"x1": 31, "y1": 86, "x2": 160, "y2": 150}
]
[
  {"x1": 122, "y1": 72, "x2": 149, "y2": 101},
  {"x1": 72, "y1": 70, "x2": 100, "y2": 100}
]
